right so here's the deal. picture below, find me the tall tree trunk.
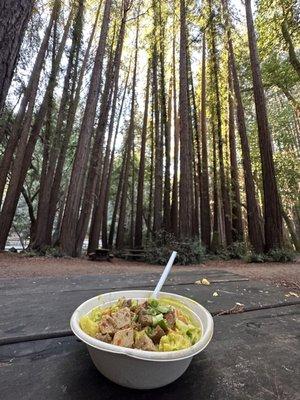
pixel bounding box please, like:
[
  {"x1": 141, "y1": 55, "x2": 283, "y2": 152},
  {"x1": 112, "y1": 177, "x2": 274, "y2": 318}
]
[
  {"x1": 228, "y1": 65, "x2": 243, "y2": 242},
  {"x1": 199, "y1": 32, "x2": 211, "y2": 249},
  {"x1": 188, "y1": 51, "x2": 200, "y2": 237},
  {"x1": 60, "y1": 0, "x2": 112, "y2": 256},
  {"x1": 211, "y1": 115, "x2": 220, "y2": 250},
  {"x1": 21, "y1": 186, "x2": 36, "y2": 242},
  {"x1": 90, "y1": 59, "x2": 130, "y2": 252},
  {"x1": 164, "y1": 80, "x2": 172, "y2": 232},
  {"x1": 245, "y1": 0, "x2": 283, "y2": 251},
  {"x1": 0, "y1": 2, "x2": 59, "y2": 204},
  {"x1": 116, "y1": 9, "x2": 139, "y2": 249},
  {"x1": 170, "y1": 23, "x2": 179, "y2": 237},
  {"x1": 46, "y1": 3, "x2": 101, "y2": 245},
  {"x1": 158, "y1": 5, "x2": 171, "y2": 232},
  {"x1": 108, "y1": 140, "x2": 127, "y2": 248},
  {"x1": 222, "y1": 0, "x2": 264, "y2": 253},
  {"x1": 129, "y1": 143, "x2": 135, "y2": 248},
  {"x1": 75, "y1": 25, "x2": 121, "y2": 256},
  {"x1": 32, "y1": 0, "x2": 84, "y2": 249},
  {"x1": 179, "y1": 0, "x2": 194, "y2": 238},
  {"x1": 0, "y1": 0, "x2": 34, "y2": 112},
  {"x1": 107, "y1": 67, "x2": 132, "y2": 249},
  {"x1": 0, "y1": 0, "x2": 70, "y2": 250},
  {"x1": 281, "y1": 20, "x2": 300, "y2": 79},
  {"x1": 147, "y1": 108, "x2": 155, "y2": 238},
  {"x1": 134, "y1": 63, "x2": 150, "y2": 248},
  {"x1": 152, "y1": 2, "x2": 163, "y2": 233},
  {"x1": 209, "y1": 0, "x2": 232, "y2": 246},
  {"x1": 282, "y1": 209, "x2": 300, "y2": 252}
]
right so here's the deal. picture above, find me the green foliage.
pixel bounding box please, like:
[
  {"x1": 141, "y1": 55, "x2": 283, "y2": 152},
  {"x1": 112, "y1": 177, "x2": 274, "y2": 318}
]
[
  {"x1": 22, "y1": 246, "x2": 64, "y2": 258},
  {"x1": 227, "y1": 242, "x2": 249, "y2": 259},
  {"x1": 207, "y1": 241, "x2": 249, "y2": 260},
  {"x1": 243, "y1": 252, "x2": 267, "y2": 263},
  {"x1": 244, "y1": 248, "x2": 296, "y2": 263},
  {"x1": 266, "y1": 248, "x2": 296, "y2": 262},
  {"x1": 144, "y1": 230, "x2": 206, "y2": 265}
]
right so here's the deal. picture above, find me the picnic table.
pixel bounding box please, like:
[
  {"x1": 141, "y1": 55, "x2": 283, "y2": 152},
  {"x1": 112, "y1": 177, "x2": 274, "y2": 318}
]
[
  {"x1": 0, "y1": 268, "x2": 299, "y2": 399},
  {"x1": 88, "y1": 248, "x2": 113, "y2": 261}
]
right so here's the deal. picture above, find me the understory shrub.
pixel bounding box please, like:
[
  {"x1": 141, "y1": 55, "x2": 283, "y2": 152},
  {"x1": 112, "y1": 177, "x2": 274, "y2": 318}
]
[
  {"x1": 144, "y1": 230, "x2": 206, "y2": 265},
  {"x1": 207, "y1": 241, "x2": 249, "y2": 260},
  {"x1": 22, "y1": 246, "x2": 64, "y2": 258},
  {"x1": 244, "y1": 248, "x2": 296, "y2": 263}
]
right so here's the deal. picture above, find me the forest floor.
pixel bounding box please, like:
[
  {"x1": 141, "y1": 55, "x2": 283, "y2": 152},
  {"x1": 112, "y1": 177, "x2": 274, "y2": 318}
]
[{"x1": 0, "y1": 251, "x2": 299, "y2": 291}]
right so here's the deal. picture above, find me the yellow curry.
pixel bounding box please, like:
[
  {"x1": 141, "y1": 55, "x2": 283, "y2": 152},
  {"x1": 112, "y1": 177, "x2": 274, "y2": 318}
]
[{"x1": 80, "y1": 297, "x2": 201, "y2": 352}]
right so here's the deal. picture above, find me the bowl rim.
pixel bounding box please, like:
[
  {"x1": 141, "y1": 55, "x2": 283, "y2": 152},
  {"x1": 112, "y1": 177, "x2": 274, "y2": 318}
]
[{"x1": 70, "y1": 290, "x2": 214, "y2": 362}]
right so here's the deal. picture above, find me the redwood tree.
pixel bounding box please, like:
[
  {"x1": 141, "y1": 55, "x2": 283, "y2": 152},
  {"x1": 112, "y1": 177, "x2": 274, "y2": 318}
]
[
  {"x1": 87, "y1": 6, "x2": 128, "y2": 253},
  {"x1": 0, "y1": 0, "x2": 34, "y2": 112},
  {"x1": 134, "y1": 63, "x2": 150, "y2": 248},
  {"x1": 199, "y1": 32, "x2": 211, "y2": 249},
  {"x1": 0, "y1": 1, "x2": 60, "y2": 204},
  {"x1": 222, "y1": 0, "x2": 264, "y2": 253},
  {"x1": 179, "y1": 0, "x2": 194, "y2": 238},
  {"x1": 59, "y1": 0, "x2": 112, "y2": 256},
  {"x1": 32, "y1": 0, "x2": 84, "y2": 249},
  {"x1": 152, "y1": 0, "x2": 163, "y2": 233},
  {"x1": 208, "y1": 0, "x2": 232, "y2": 246},
  {"x1": 227, "y1": 65, "x2": 243, "y2": 242},
  {"x1": 245, "y1": 0, "x2": 283, "y2": 251},
  {"x1": 116, "y1": 8, "x2": 139, "y2": 249}
]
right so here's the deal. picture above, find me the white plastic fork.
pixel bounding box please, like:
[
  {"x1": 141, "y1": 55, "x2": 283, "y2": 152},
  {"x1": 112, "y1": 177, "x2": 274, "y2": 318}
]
[{"x1": 152, "y1": 251, "x2": 177, "y2": 298}]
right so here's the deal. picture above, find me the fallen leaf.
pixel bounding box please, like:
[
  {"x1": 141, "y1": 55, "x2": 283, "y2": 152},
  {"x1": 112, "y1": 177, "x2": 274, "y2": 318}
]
[
  {"x1": 288, "y1": 292, "x2": 299, "y2": 298},
  {"x1": 215, "y1": 302, "x2": 245, "y2": 316},
  {"x1": 194, "y1": 278, "x2": 211, "y2": 286}
]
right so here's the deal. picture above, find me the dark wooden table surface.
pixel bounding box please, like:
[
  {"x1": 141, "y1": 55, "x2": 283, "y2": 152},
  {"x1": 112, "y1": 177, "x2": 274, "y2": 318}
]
[{"x1": 1, "y1": 269, "x2": 299, "y2": 399}]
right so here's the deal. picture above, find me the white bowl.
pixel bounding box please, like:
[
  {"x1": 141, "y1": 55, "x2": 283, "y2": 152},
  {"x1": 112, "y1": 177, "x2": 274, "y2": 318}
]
[{"x1": 70, "y1": 290, "x2": 214, "y2": 389}]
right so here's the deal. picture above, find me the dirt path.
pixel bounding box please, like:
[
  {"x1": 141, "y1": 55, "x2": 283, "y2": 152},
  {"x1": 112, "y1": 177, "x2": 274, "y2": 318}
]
[{"x1": 0, "y1": 252, "x2": 299, "y2": 290}]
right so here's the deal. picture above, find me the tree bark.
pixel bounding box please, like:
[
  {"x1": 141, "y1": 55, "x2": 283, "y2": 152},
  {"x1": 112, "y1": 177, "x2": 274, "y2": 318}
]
[
  {"x1": 0, "y1": 2, "x2": 58, "y2": 204},
  {"x1": 90, "y1": 59, "x2": 131, "y2": 252},
  {"x1": 222, "y1": 0, "x2": 264, "y2": 253},
  {"x1": 0, "y1": 0, "x2": 69, "y2": 250},
  {"x1": 108, "y1": 140, "x2": 127, "y2": 248},
  {"x1": 158, "y1": 5, "x2": 171, "y2": 232},
  {"x1": 211, "y1": 115, "x2": 220, "y2": 250},
  {"x1": 147, "y1": 107, "x2": 155, "y2": 238},
  {"x1": 179, "y1": 0, "x2": 194, "y2": 238},
  {"x1": 75, "y1": 22, "x2": 121, "y2": 256},
  {"x1": 199, "y1": 32, "x2": 211, "y2": 249},
  {"x1": 245, "y1": 0, "x2": 283, "y2": 251},
  {"x1": 32, "y1": 0, "x2": 84, "y2": 249},
  {"x1": 227, "y1": 65, "x2": 243, "y2": 242},
  {"x1": 46, "y1": 3, "x2": 101, "y2": 246},
  {"x1": 0, "y1": 0, "x2": 34, "y2": 112},
  {"x1": 59, "y1": 0, "x2": 112, "y2": 256},
  {"x1": 209, "y1": 0, "x2": 232, "y2": 246},
  {"x1": 152, "y1": 1, "x2": 163, "y2": 233},
  {"x1": 170, "y1": 20, "x2": 179, "y2": 237},
  {"x1": 134, "y1": 63, "x2": 150, "y2": 248},
  {"x1": 282, "y1": 209, "x2": 300, "y2": 252},
  {"x1": 188, "y1": 49, "x2": 200, "y2": 237},
  {"x1": 281, "y1": 20, "x2": 300, "y2": 79},
  {"x1": 116, "y1": 9, "x2": 139, "y2": 249}
]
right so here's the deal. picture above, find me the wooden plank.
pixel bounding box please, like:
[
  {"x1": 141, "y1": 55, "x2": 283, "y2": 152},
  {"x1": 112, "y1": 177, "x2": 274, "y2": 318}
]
[
  {"x1": 0, "y1": 270, "x2": 246, "y2": 295},
  {"x1": 0, "y1": 306, "x2": 299, "y2": 400},
  {"x1": 0, "y1": 278, "x2": 299, "y2": 344}
]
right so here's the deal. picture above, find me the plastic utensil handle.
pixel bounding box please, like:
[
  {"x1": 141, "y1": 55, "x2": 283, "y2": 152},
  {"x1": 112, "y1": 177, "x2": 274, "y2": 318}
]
[{"x1": 152, "y1": 251, "x2": 177, "y2": 298}]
